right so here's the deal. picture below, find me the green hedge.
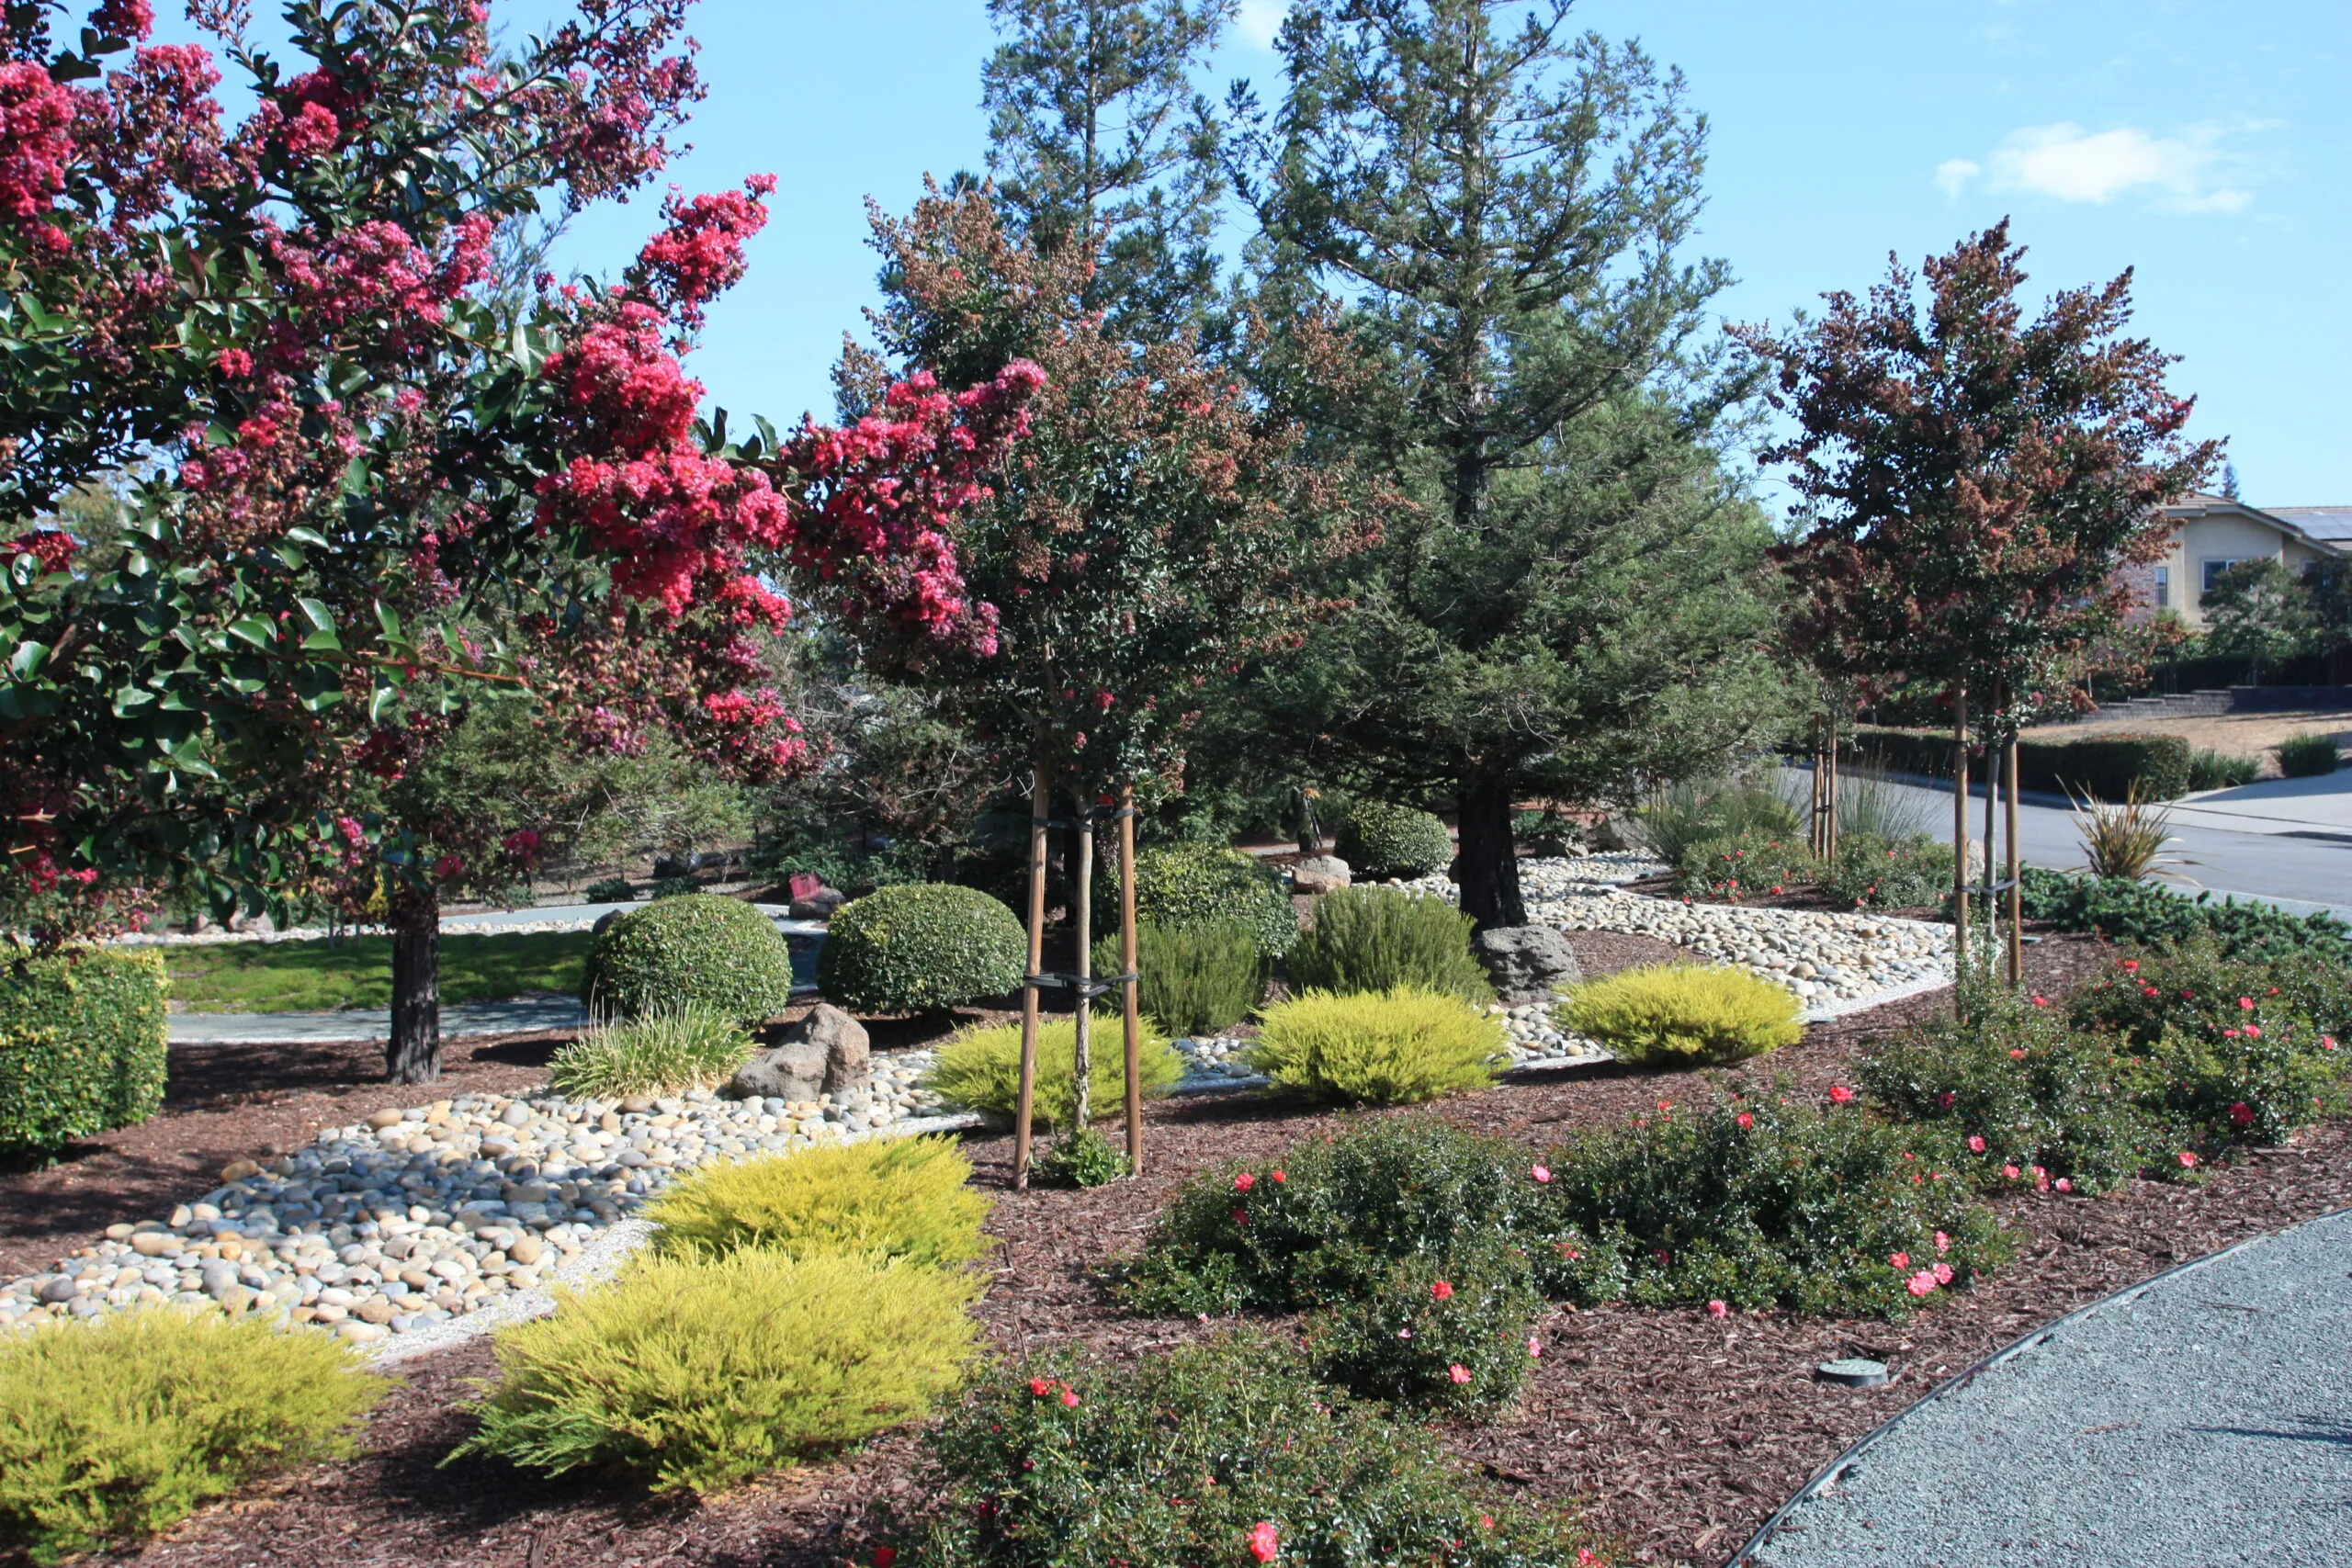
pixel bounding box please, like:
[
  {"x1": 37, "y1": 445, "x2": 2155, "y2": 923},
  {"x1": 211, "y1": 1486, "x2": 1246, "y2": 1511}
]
[
  {"x1": 1850, "y1": 727, "x2": 2192, "y2": 801},
  {"x1": 580, "y1": 895, "x2": 797, "y2": 1022},
  {"x1": 818, "y1": 883, "x2": 1025, "y2": 1014},
  {"x1": 0, "y1": 947, "x2": 168, "y2": 1156}
]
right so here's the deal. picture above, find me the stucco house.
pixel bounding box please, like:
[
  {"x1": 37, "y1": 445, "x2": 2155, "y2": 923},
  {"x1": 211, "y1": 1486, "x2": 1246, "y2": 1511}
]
[{"x1": 2119, "y1": 493, "x2": 2347, "y2": 630}]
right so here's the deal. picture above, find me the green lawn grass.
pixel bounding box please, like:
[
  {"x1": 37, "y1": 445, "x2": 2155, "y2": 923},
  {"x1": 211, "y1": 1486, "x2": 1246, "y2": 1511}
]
[{"x1": 162, "y1": 930, "x2": 594, "y2": 1013}]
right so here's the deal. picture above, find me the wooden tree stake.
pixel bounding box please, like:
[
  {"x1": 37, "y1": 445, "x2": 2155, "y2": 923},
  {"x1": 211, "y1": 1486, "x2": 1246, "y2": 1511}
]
[
  {"x1": 1070, "y1": 793, "x2": 1094, "y2": 1134},
  {"x1": 1012, "y1": 758, "x2": 1049, "y2": 1190},
  {"x1": 1951, "y1": 680, "x2": 1971, "y2": 1010},
  {"x1": 1119, "y1": 780, "x2": 1144, "y2": 1176},
  {"x1": 2005, "y1": 733, "x2": 2025, "y2": 986}
]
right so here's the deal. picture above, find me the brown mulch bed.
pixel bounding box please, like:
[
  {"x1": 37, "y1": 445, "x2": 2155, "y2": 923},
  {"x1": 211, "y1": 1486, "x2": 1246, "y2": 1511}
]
[{"x1": 62, "y1": 921, "x2": 2352, "y2": 1567}]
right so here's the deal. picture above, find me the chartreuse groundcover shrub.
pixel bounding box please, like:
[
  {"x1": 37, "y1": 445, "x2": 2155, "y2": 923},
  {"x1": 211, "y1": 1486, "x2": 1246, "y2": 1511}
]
[
  {"x1": 1284, "y1": 885, "x2": 1494, "y2": 1002},
  {"x1": 1245, "y1": 986, "x2": 1507, "y2": 1105},
  {"x1": 645, "y1": 1135, "x2": 991, "y2": 1268},
  {"x1": 547, "y1": 1007, "x2": 754, "y2": 1099},
  {"x1": 819, "y1": 883, "x2": 1026, "y2": 1014},
  {"x1": 0, "y1": 1308, "x2": 385, "y2": 1563},
  {"x1": 1556, "y1": 964, "x2": 1802, "y2": 1068},
  {"x1": 580, "y1": 894, "x2": 796, "y2": 1022},
  {"x1": 1092, "y1": 916, "x2": 1261, "y2": 1037},
  {"x1": 1120, "y1": 842, "x2": 1298, "y2": 959},
  {"x1": 862, "y1": 1335, "x2": 1610, "y2": 1568},
  {"x1": 450, "y1": 1248, "x2": 981, "y2": 1495},
  {"x1": 0, "y1": 946, "x2": 168, "y2": 1156},
  {"x1": 930, "y1": 1012, "x2": 1183, "y2": 1130},
  {"x1": 1336, "y1": 800, "x2": 1455, "y2": 880}
]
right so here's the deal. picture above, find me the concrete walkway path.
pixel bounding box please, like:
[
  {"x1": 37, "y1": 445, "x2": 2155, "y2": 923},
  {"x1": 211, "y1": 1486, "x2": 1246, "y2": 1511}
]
[
  {"x1": 168, "y1": 997, "x2": 588, "y2": 1045},
  {"x1": 1737, "y1": 1206, "x2": 2352, "y2": 1568}
]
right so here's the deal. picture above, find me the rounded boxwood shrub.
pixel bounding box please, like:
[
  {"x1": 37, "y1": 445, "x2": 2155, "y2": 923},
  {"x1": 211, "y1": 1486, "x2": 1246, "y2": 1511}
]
[
  {"x1": 818, "y1": 883, "x2": 1025, "y2": 1014},
  {"x1": 580, "y1": 894, "x2": 797, "y2": 1022},
  {"x1": 1336, "y1": 801, "x2": 1454, "y2": 881},
  {"x1": 0, "y1": 946, "x2": 168, "y2": 1156},
  {"x1": 1114, "y1": 842, "x2": 1297, "y2": 959}
]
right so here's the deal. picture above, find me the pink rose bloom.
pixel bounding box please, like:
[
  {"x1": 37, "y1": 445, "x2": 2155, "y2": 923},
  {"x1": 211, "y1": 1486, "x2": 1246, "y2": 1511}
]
[
  {"x1": 1906, "y1": 1270, "x2": 1939, "y2": 1297},
  {"x1": 1447, "y1": 1364, "x2": 1472, "y2": 1385},
  {"x1": 1933, "y1": 1261, "x2": 1954, "y2": 1285},
  {"x1": 1707, "y1": 1300, "x2": 1729, "y2": 1320}
]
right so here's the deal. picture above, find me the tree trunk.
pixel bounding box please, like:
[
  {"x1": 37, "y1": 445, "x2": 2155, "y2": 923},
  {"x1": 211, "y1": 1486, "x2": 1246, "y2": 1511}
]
[
  {"x1": 387, "y1": 888, "x2": 442, "y2": 1085},
  {"x1": 1453, "y1": 773, "x2": 1524, "y2": 931}
]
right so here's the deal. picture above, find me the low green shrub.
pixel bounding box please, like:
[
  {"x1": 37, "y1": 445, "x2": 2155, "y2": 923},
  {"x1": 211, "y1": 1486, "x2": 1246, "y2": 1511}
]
[
  {"x1": 1336, "y1": 801, "x2": 1454, "y2": 880},
  {"x1": 580, "y1": 894, "x2": 797, "y2": 1022},
  {"x1": 450, "y1": 1247, "x2": 980, "y2": 1495},
  {"x1": 1821, "y1": 833, "x2": 1954, "y2": 910},
  {"x1": 0, "y1": 946, "x2": 169, "y2": 1156},
  {"x1": 1555, "y1": 964, "x2": 1802, "y2": 1069},
  {"x1": 863, "y1": 1334, "x2": 1606, "y2": 1568},
  {"x1": 1284, "y1": 885, "x2": 1494, "y2": 1002},
  {"x1": 648, "y1": 874, "x2": 699, "y2": 900},
  {"x1": 1536, "y1": 1089, "x2": 2008, "y2": 1316},
  {"x1": 1302, "y1": 1238, "x2": 1543, "y2": 1416},
  {"x1": 1672, "y1": 830, "x2": 1815, "y2": 903},
  {"x1": 817, "y1": 883, "x2": 1026, "y2": 1015},
  {"x1": 2018, "y1": 867, "x2": 2352, "y2": 964},
  {"x1": 548, "y1": 1008, "x2": 754, "y2": 1099},
  {"x1": 2275, "y1": 731, "x2": 2342, "y2": 777},
  {"x1": 1029, "y1": 1127, "x2": 1130, "y2": 1189},
  {"x1": 1850, "y1": 727, "x2": 2194, "y2": 800},
  {"x1": 2186, "y1": 748, "x2": 2260, "y2": 791},
  {"x1": 1113, "y1": 1115, "x2": 1548, "y2": 1315},
  {"x1": 645, "y1": 1135, "x2": 991, "y2": 1269},
  {"x1": 0, "y1": 1308, "x2": 385, "y2": 1562},
  {"x1": 1860, "y1": 993, "x2": 2166, "y2": 1193},
  {"x1": 581, "y1": 876, "x2": 635, "y2": 904},
  {"x1": 2066, "y1": 935, "x2": 2346, "y2": 1049},
  {"x1": 929, "y1": 1012, "x2": 1182, "y2": 1131},
  {"x1": 1118, "y1": 842, "x2": 1298, "y2": 959},
  {"x1": 1244, "y1": 986, "x2": 1506, "y2": 1105},
  {"x1": 1091, "y1": 917, "x2": 1261, "y2": 1037}
]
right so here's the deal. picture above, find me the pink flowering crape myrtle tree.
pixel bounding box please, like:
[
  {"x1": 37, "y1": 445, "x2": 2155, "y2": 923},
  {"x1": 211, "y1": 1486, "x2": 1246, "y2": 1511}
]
[{"x1": 0, "y1": 0, "x2": 1037, "y2": 1081}]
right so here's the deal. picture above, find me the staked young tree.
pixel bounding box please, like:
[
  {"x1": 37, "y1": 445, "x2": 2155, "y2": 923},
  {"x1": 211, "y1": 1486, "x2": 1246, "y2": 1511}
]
[{"x1": 1229, "y1": 0, "x2": 1773, "y2": 930}]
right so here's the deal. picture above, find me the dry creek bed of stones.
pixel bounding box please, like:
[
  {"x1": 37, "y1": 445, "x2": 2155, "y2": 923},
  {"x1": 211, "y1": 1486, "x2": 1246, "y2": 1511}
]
[{"x1": 5, "y1": 854, "x2": 1955, "y2": 1344}]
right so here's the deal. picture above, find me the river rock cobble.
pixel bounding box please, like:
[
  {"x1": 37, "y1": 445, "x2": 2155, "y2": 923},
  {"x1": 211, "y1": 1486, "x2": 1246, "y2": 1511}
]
[{"x1": 0, "y1": 1052, "x2": 948, "y2": 1338}]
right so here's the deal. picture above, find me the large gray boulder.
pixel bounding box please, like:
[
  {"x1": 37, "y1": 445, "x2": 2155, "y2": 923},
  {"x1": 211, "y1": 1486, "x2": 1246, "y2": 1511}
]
[
  {"x1": 728, "y1": 1002, "x2": 871, "y2": 1102},
  {"x1": 1473, "y1": 925, "x2": 1582, "y2": 1007},
  {"x1": 1290, "y1": 854, "x2": 1351, "y2": 896}
]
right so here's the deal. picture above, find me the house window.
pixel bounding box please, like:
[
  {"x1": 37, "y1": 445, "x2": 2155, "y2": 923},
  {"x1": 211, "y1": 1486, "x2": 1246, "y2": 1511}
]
[
  {"x1": 2201, "y1": 558, "x2": 2248, "y2": 594},
  {"x1": 2153, "y1": 566, "x2": 2169, "y2": 610}
]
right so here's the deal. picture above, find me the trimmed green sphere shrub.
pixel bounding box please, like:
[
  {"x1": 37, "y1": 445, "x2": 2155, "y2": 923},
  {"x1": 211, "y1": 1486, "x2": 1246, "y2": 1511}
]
[
  {"x1": 1116, "y1": 842, "x2": 1298, "y2": 959},
  {"x1": 817, "y1": 883, "x2": 1024, "y2": 1014},
  {"x1": 548, "y1": 1008, "x2": 755, "y2": 1099},
  {"x1": 646, "y1": 1135, "x2": 992, "y2": 1269},
  {"x1": 1245, "y1": 986, "x2": 1506, "y2": 1105},
  {"x1": 580, "y1": 894, "x2": 796, "y2": 1022},
  {"x1": 450, "y1": 1248, "x2": 981, "y2": 1495},
  {"x1": 1336, "y1": 801, "x2": 1454, "y2": 880},
  {"x1": 1284, "y1": 886, "x2": 1493, "y2": 1002},
  {"x1": 1555, "y1": 963, "x2": 1802, "y2": 1067},
  {"x1": 0, "y1": 946, "x2": 168, "y2": 1156},
  {"x1": 0, "y1": 1308, "x2": 385, "y2": 1562}
]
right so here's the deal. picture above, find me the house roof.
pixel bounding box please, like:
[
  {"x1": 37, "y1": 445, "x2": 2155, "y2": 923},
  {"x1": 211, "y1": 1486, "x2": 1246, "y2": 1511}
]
[{"x1": 2264, "y1": 506, "x2": 2352, "y2": 545}]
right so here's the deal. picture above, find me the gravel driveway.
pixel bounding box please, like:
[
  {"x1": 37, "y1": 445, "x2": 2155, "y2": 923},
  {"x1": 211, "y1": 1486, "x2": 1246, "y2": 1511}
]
[{"x1": 1741, "y1": 1206, "x2": 2352, "y2": 1568}]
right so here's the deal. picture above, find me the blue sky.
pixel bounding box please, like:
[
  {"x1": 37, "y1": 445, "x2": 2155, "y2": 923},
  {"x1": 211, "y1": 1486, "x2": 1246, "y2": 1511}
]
[{"x1": 186, "y1": 0, "x2": 2352, "y2": 506}]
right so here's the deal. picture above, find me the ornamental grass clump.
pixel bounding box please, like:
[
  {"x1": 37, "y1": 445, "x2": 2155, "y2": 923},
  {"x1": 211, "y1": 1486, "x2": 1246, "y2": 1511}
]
[
  {"x1": 929, "y1": 1012, "x2": 1182, "y2": 1131},
  {"x1": 1535, "y1": 1089, "x2": 2008, "y2": 1317},
  {"x1": 0, "y1": 1308, "x2": 386, "y2": 1563},
  {"x1": 2274, "y1": 731, "x2": 2342, "y2": 777},
  {"x1": 450, "y1": 1248, "x2": 981, "y2": 1496},
  {"x1": 1244, "y1": 986, "x2": 1506, "y2": 1105},
  {"x1": 1555, "y1": 964, "x2": 1801, "y2": 1068},
  {"x1": 1283, "y1": 886, "x2": 1495, "y2": 1003},
  {"x1": 548, "y1": 1007, "x2": 755, "y2": 1100},
  {"x1": 861, "y1": 1334, "x2": 1607, "y2": 1568},
  {"x1": 645, "y1": 1135, "x2": 991, "y2": 1269},
  {"x1": 1112, "y1": 1115, "x2": 1552, "y2": 1315},
  {"x1": 1302, "y1": 1238, "x2": 1543, "y2": 1416},
  {"x1": 1091, "y1": 917, "x2": 1262, "y2": 1037}
]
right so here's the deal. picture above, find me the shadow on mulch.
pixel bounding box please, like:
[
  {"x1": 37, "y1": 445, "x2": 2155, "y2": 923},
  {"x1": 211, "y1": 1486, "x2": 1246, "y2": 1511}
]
[{"x1": 48, "y1": 922, "x2": 2352, "y2": 1568}]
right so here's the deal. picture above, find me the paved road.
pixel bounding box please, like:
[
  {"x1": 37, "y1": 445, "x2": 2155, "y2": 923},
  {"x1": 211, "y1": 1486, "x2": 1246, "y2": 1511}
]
[
  {"x1": 1791, "y1": 765, "x2": 2352, "y2": 920},
  {"x1": 1740, "y1": 1206, "x2": 2352, "y2": 1568},
  {"x1": 167, "y1": 997, "x2": 588, "y2": 1045}
]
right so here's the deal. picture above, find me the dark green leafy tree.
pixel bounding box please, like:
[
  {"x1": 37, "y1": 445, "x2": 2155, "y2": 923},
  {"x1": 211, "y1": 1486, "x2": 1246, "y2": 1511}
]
[
  {"x1": 2199, "y1": 558, "x2": 2312, "y2": 681},
  {"x1": 1228, "y1": 0, "x2": 1770, "y2": 929}
]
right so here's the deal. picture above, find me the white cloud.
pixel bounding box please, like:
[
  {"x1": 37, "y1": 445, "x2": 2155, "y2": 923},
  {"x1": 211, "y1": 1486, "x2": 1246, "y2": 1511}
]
[
  {"x1": 1236, "y1": 0, "x2": 1288, "y2": 51},
  {"x1": 1934, "y1": 121, "x2": 2266, "y2": 214},
  {"x1": 1934, "y1": 158, "x2": 1982, "y2": 199}
]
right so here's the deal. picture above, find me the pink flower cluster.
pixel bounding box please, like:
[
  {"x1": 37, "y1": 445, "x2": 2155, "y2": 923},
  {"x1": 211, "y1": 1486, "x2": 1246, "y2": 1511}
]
[{"x1": 628, "y1": 176, "x2": 775, "y2": 332}]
